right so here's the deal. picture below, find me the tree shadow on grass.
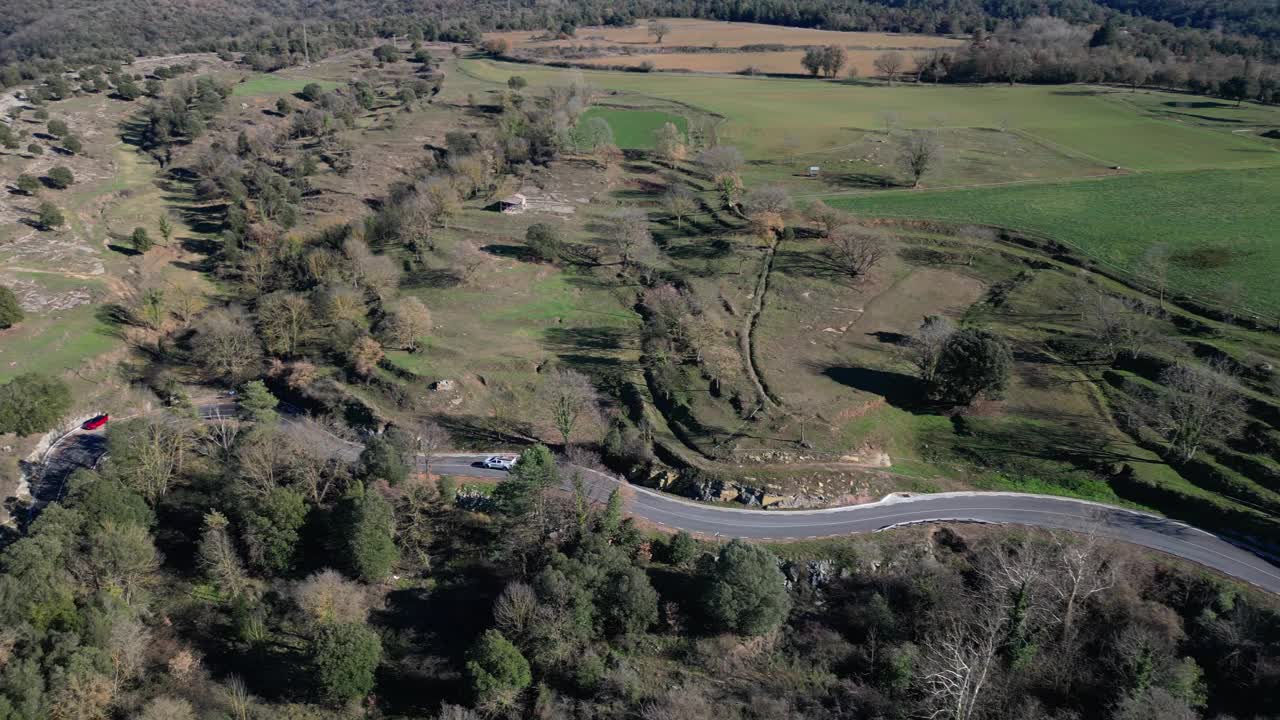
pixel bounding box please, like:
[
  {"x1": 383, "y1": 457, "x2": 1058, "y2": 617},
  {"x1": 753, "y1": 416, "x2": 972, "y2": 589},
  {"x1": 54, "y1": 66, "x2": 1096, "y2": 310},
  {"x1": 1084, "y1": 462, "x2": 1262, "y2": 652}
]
[
  {"x1": 816, "y1": 364, "x2": 931, "y2": 411},
  {"x1": 480, "y1": 243, "x2": 539, "y2": 262},
  {"x1": 402, "y1": 267, "x2": 463, "y2": 289},
  {"x1": 774, "y1": 247, "x2": 857, "y2": 283},
  {"x1": 437, "y1": 415, "x2": 537, "y2": 449},
  {"x1": 953, "y1": 420, "x2": 1152, "y2": 470},
  {"x1": 823, "y1": 171, "x2": 900, "y2": 190}
]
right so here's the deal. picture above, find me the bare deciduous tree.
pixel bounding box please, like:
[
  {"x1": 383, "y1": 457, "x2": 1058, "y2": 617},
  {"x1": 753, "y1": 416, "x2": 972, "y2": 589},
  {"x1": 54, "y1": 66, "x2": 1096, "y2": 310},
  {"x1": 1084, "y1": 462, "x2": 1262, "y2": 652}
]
[
  {"x1": 1047, "y1": 529, "x2": 1116, "y2": 639},
  {"x1": 919, "y1": 610, "x2": 1003, "y2": 720},
  {"x1": 647, "y1": 20, "x2": 672, "y2": 44},
  {"x1": 349, "y1": 335, "x2": 385, "y2": 378},
  {"x1": 695, "y1": 145, "x2": 745, "y2": 177},
  {"x1": 826, "y1": 225, "x2": 889, "y2": 280},
  {"x1": 538, "y1": 368, "x2": 600, "y2": 446},
  {"x1": 874, "y1": 51, "x2": 907, "y2": 84},
  {"x1": 416, "y1": 420, "x2": 451, "y2": 479},
  {"x1": 607, "y1": 207, "x2": 655, "y2": 267},
  {"x1": 107, "y1": 616, "x2": 151, "y2": 692},
  {"x1": 1148, "y1": 359, "x2": 1245, "y2": 462},
  {"x1": 905, "y1": 315, "x2": 957, "y2": 385},
  {"x1": 743, "y1": 184, "x2": 791, "y2": 217},
  {"x1": 107, "y1": 415, "x2": 197, "y2": 505},
  {"x1": 493, "y1": 581, "x2": 540, "y2": 643},
  {"x1": 1137, "y1": 243, "x2": 1171, "y2": 307},
  {"x1": 653, "y1": 121, "x2": 686, "y2": 167},
  {"x1": 662, "y1": 183, "x2": 699, "y2": 229},
  {"x1": 899, "y1": 131, "x2": 942, "y2": 188},
  {"x1": 805, "y1": 199, "x2": 845, "y2": 237},
  {"x1": 1080, "y1": 291, "x2": 1160, "y2": 361},
  {"x1": 256, "y1": 290, "x2": 312, "y2": 356},
  {"x1": 294, "y1": 569, "x2": 371, "y2": 625},
  {"x1": 380, "y1": 296, "x2": 433, "y2": 350},
  {"x1": 191, "y1": 306, "x2": 263, "y2": 385},
  {"x1": 139, "y1": 696, "x2": 197, "y2": 720}
]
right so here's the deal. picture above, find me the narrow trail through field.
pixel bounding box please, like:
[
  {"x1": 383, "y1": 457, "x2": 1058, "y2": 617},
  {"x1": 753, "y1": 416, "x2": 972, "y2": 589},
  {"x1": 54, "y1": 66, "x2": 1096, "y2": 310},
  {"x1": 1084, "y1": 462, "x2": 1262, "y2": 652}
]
[{"x1": 741, "y1": 242, "x2": 781, "y2": 410}]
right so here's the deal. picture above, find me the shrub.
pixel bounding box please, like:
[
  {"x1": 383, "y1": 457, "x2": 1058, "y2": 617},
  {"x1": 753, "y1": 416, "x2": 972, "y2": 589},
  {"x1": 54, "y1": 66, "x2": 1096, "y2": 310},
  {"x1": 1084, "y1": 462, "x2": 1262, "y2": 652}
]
[
  {"x1": 0, "y1": 373, "x2": 72, "y2": 436},
  {"x1": 46, "y1": 165, "x2": 74, "y2": 189},
  {"x1": 0, "y1": 286, "x2": 23, "y2": 330},
  {"x1": 129, "y1": 226, "x2": 153, "y2": 252},
  {"x1": 466, "y1": 629, "x2": 531, "y2": 704},
  {"x1": 37, "y1": 201, "x2": 65, "y2": 229}
]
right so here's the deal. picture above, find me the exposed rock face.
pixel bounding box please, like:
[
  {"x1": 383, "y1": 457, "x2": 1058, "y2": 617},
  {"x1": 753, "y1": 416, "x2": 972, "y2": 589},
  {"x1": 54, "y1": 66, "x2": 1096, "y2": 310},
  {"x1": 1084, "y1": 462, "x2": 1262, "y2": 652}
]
[{"x1": 780, "y1": 558, "x2": 852, "y2": 597}]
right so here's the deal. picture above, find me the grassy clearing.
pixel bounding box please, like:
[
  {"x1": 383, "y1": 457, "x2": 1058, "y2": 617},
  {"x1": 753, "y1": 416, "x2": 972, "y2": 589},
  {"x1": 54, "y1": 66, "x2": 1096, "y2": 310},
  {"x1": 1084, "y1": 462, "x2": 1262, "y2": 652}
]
[
  {"x1": 230, "y1": 74, "x2": 340, "y2": 98},
  {"x1": 460, "y1": 61, "x2": 1280, "y2": 175},
  {"x1": 574, "y1": 49, "x2": 931, "y2": 76},
  {"x1": 0, "y1": 275, "x2": 116, "y2": 383},
  {"x1": 829, "y1": 167, "x2": 1280, "y2": 315},
  {"x1": 579, "y1": 106, "x2": 688, "y2": 149},
  {"x1": 486, "y1": 19, "x2": 963, "y2": 51}
]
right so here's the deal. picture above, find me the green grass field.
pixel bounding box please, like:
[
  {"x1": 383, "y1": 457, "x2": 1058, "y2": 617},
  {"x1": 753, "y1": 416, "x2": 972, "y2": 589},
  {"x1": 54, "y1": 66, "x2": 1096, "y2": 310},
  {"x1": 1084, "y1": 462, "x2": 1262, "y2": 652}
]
[
  {"x1": 455, "y1": 60, "x2": 1280, "y2": 315},
  {"x1": 460, "y1": 60, "x2": 1280, "y2": 172},
  {"x1": 829, "y1": 167, "x2": 1280, "y2": 315},
  {"x1": 0, "y1": 276, "x2": 116, "y2": 383},
  {"x1": 230, "y1": 75, "x2": 340, "y2": 98},
  {"x1": 578, "y1": 107, "x2": 689, "y2": 150}
]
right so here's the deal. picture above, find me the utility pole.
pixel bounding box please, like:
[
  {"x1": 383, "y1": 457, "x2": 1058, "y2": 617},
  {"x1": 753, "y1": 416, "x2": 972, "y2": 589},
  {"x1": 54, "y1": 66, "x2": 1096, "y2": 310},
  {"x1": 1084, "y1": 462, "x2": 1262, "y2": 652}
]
[{"x1": 302, "y1": 23, "x2": 311, "y2": 66}]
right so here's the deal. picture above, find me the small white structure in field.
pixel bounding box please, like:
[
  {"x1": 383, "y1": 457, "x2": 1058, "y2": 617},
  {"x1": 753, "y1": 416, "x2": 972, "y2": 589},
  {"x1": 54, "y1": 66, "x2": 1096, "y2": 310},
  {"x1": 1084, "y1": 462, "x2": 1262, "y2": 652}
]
[
  {"x1": 499, "y1": 193, "x2": 527, "y2": 214},
  {"x1": 807, "y1": 166, "x2": 820, "y2": 177}
]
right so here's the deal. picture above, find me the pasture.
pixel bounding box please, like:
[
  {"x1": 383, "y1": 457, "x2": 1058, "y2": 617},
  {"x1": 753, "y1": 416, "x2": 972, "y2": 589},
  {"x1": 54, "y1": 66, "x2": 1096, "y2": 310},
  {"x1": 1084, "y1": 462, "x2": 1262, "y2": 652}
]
[
  {"x1": 459, "y1": 59, "x2": 1280, "y2": 315},
  {"x1": 230, "y1": 74, "x2": 340, "y2": 98},
  {"x1": 578, "y1": 106, "x2": 688, "y2": 149},
  {"x1": 485, "y1": 19, "x2": 962, "y2": 52},
  {"x1": 461, "y1": 60, "x2": 1280, "y2": 174},
  {"x1": 573, "y1": 49, "x2": 927, "y2": 76},
  {"x1": 830, "y1": 167, "x2": 1280, "y2": 315}
]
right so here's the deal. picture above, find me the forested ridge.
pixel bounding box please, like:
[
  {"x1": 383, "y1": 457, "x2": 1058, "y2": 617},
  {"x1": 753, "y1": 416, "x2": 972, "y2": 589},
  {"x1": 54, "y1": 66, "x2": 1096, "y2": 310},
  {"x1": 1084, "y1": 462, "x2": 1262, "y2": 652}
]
[{"x1": 3, "y1": 0, "x2": 1280, "y2": 66}]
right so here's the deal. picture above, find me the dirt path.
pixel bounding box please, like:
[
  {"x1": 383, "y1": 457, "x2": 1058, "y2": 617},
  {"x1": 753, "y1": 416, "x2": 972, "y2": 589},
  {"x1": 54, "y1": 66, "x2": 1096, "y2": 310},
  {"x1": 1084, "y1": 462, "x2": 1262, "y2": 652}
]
[{"x1": 740, "y1": 243, "x2": 781, "y2": 410}]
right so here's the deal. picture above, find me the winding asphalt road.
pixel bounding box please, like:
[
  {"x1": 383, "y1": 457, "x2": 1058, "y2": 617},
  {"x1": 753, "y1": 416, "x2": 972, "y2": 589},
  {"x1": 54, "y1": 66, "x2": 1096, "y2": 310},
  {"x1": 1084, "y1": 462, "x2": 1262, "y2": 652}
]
[{"x1": 30, "y1": 422, "x2": 1280, "y2": 595}]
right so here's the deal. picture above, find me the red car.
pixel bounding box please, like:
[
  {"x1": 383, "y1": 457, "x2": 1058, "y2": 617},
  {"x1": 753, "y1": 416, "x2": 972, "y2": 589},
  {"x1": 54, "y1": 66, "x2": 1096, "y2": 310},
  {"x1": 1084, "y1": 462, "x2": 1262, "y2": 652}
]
[{"x1": 82, "y1": 414, "x2": 109, "y2": 431}]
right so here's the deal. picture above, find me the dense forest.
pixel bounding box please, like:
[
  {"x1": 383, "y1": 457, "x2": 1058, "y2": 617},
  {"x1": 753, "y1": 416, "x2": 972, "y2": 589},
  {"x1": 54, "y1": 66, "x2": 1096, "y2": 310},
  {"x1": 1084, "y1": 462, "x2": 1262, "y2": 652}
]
[
  {"x1": 3, "y1": 0, "x2": 1280, "y2": 67},
  {"x1": 4, "y1": 430, "x2": 1280, "y2": 719}
]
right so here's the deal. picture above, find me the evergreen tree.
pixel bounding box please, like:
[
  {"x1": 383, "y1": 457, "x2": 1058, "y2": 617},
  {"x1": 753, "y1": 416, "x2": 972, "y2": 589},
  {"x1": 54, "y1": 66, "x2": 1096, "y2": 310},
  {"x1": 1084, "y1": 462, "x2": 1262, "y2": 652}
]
[
  {"x1": 237, "y1": 380, "x2": 279, "y2": 424},
  {"x1": 345, "y1": 486, "x2": 399, "y2": 582},
  {"x1": 466, "y1": 629, "x2": 531, "y2": 705},
  {"x1": 703, "y1": 539, "x2": 792, "y2": 636},
  {"x1": 0, "y1": 373, "x2": 72, "y2": 436},
  {"x1": 312, "y1": 622, "x2": 383, "y2": 702},
  {"x1": 0, "y1": 285, "x2": 23, "y2": 329}
]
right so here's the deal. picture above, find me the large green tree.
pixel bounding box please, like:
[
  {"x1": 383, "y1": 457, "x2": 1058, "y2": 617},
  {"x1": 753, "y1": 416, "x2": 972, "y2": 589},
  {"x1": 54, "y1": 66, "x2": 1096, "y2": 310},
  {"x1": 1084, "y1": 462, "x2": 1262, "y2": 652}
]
[
  {"x1": 359, "y1": 435, "x2": 409, "y2": 486},
  {"x1": 492, "y1": 444, "x2": 558, "y2": 519},
  {"x1": 599, "y1": 565, "x2": 658, "y2": 637},
  {"x1": 312, "y1": 622, "x2": 383, "y2": 702},
  {"x1": 931, "y1": 328, "x2": 1012, "y2": 405},
  {"x1": 237, "y1": 380, "x2": 279, "y2": 424},
  {"x1": 243, "y1": 487, "x2": 307, "y2": 573},
  {"x1": 466, "y1": 629, "x2": 532, "y2": 705},
  {"x1": 345, "y1": 486, "x2": 399, "y2": 582},
  {"x1": 0, "y1": 373, "x2": 72, "y2": 436},
  {"x1": 703, "y1": 539, "x2": 792, "y2": 636}
]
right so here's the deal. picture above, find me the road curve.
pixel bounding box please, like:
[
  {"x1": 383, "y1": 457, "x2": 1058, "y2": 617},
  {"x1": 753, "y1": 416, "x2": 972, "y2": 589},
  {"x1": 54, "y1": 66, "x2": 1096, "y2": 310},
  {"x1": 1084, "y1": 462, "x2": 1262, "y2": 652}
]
[
  {"x1": 31, "y1": 428, "x2": 1280, "y2": 595},
  {"x1": 430, "y1": 456, "x2": 1280, "y2": 595}
]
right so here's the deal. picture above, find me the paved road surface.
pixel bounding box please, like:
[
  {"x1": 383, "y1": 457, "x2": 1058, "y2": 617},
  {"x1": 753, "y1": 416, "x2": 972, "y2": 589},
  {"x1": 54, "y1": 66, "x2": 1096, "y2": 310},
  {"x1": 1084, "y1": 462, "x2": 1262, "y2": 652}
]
[
  {"x1": 431, "y1": 456, "x2": 1280, "y2": 594},
  {"x1": 32, "y1": 425, "x2": 1280, "y2": 595}
]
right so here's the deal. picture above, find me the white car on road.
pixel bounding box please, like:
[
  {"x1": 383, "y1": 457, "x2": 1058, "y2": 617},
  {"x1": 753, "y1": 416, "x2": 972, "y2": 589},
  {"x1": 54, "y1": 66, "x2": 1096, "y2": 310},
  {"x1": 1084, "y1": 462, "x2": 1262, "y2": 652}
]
[{"x1": 482, "y1": 455, "x2": 519, "y2": 471}]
